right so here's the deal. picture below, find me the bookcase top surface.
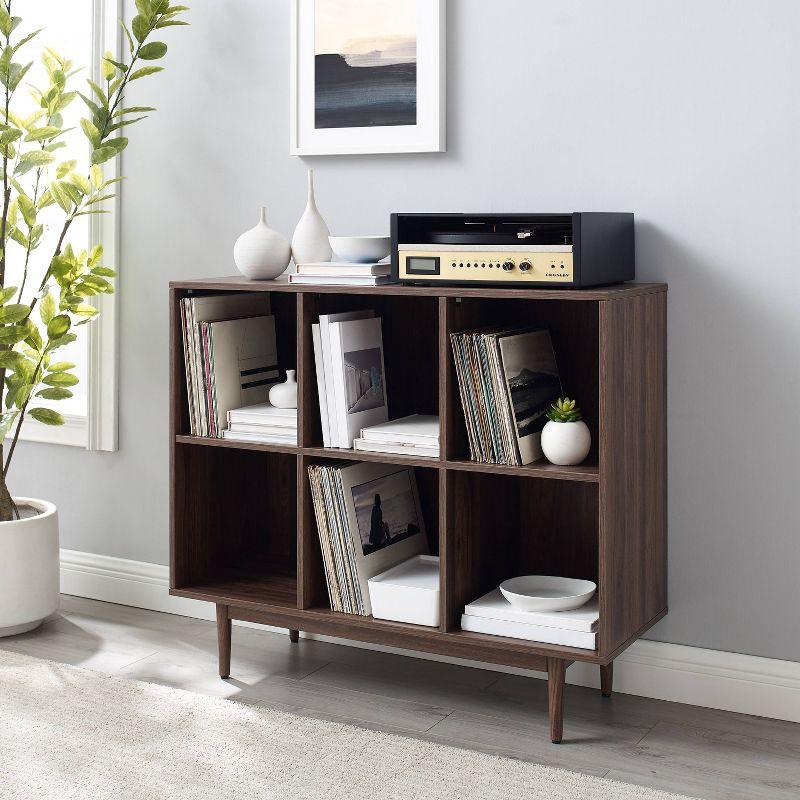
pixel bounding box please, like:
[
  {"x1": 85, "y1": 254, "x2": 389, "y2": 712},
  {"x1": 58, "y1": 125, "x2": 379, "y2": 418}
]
[{"x1": 170, "y1": 275, "x2": 667, "y2": 301}]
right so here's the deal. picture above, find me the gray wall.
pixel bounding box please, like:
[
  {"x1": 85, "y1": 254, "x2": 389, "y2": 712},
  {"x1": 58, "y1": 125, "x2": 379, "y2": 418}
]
[{"x1": 14, "y1": 1, "x2": 800, "y2": 662}]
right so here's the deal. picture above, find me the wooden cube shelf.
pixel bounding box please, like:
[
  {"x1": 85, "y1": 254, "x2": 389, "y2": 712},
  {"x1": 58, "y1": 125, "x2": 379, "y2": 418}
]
[{"x1": 169, "y1": 277, "x2": 668, "y2": 744}]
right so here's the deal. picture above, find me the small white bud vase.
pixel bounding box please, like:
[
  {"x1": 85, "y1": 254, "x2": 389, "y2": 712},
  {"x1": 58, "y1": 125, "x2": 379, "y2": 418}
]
[
  {"x1": 233, "y1": 207, "x2": 291, "y2": 280},
  {"x1": 269, "y1": 370, "x2": 298, "y2": 409},
  {"x1": 540, "y1": 420, "x2": 591, "y2": 466},
  {"x1": 291, "y1": 170, "x2": 332, "y2": 265}
]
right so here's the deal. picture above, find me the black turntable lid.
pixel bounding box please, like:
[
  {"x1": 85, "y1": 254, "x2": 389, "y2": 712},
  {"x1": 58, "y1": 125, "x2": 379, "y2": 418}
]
[{"x1": 430, "y1": 222, "x2": 572, "y2": 246}]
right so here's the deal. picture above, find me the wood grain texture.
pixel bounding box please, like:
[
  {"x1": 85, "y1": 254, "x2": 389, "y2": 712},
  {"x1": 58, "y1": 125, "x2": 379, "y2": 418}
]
[
  {"x1": 601, "y1": 661, "x2": 614, "y2": 697},
  {"x1": 169, "y1": 275, "x2": 667, "y2": 302},
  {"x1": 216, "y1": 604, "x2": 231, "y2": 679},
  {"x1": 547, "y1": 658, "x2": 567, "y2": 743},
  {"x1": 170, "y1": 280, "x2": 668, "y2": 742},
  {"x1": 598, "y1": 292, "x2": 668, "y2": 657}
]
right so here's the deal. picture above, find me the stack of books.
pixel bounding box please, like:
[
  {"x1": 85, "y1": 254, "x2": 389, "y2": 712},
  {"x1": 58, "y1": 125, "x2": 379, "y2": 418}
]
[
  {"x1": 461, "y1": 588, "x2": 599, "y2": 650},
  {"x1": 355, "y1": 414, "x2": 440, "y2": 458},
  {"x1": 312, "y1": 311, "x2": 388, "y2": 448},
  {"x1": 451, "y1": 327, "x2": 561, "y2": 465},
  {"x1": 289, "y1": 260, "x2": 394, "y2": 286},
  {"x1": 308, "y1": 461, "x2": 429, "y2": 615},
  {"x1": 180, "y1": 293, "x2": 280, "y2": 437},
  {"x1": 223, "y1": 403, "x2": 297, "y2": 445}
]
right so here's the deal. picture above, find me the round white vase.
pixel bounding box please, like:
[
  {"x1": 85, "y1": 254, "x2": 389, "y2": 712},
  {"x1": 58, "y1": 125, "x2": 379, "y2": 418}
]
[
  {"x1": 0, "y1": 498, "x2": 59, "y2": 637},
  {"x1": 269, "y1": 370, "x2": 298, "y2": 409},
  {"x1": 233, "y1": 207, "x2": 291, "y2": 280},
  {"x1": 540, "y1": 420, "x2": 592, "y2": 466},
  {"x1": 291, "y1": 170, "x2": 332, "y2": 265}
]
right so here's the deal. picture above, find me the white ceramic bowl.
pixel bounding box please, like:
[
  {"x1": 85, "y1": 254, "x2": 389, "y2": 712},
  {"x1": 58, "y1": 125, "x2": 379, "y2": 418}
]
[
  {"x1": 328, "y1": 235, "x2": 390, "y2": 264},
  {"x1": 499, "y1": 575, "x2": 596, "y2": 612}
]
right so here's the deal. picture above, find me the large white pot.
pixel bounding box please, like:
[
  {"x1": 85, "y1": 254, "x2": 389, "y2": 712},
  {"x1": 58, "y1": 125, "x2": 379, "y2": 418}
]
[
  {"x1": 0, "y1": 498, "x2": 59, "y2": 637},
  {"x1": 540, "y1": 420, "x2": 592, "y2": 466}
]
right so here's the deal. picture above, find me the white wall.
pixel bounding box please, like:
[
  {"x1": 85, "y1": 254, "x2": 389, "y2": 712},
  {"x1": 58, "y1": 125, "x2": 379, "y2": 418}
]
[{"x1": 14, "y1": 1, "x2": 800, "y2": 662}]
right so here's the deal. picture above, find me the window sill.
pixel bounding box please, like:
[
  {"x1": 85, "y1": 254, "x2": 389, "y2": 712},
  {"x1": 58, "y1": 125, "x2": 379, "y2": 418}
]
[{"x1": 5, "y1": 400, "x2": 88, "y2": 449}]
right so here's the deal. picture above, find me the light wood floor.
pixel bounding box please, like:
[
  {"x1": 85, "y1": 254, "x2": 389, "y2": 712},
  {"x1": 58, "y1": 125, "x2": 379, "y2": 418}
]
[{"x1": 2, "y1": 596, "x2": 798, "y2": 800}]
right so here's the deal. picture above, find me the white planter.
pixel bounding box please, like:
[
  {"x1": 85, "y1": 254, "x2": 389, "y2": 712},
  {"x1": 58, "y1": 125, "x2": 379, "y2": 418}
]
[
  {"x1": 269, "y1": 370, "x2": 298, "y2": 409},
  {"x1": 0, "y1": 498, "x2": 59, "y2": 637},
  {"x1": 540, "y1": 420, "x2": 591, "y2": 466}
]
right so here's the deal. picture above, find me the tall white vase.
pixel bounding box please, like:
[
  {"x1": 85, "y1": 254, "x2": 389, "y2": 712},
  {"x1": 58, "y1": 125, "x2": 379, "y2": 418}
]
[
  {"x1": 291, "y1": 170, "x2": 332, "y2": 265},
  {"x1": 233, "y1": 207, "x2": 291, "y2": 280}
]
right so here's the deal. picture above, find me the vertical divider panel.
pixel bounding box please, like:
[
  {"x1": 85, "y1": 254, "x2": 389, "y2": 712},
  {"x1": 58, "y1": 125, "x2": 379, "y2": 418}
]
[
  {"x1": 297, "y1": 292, "x2": 322, "y2": 609},
  {"x1": 297, "y1": 292, "x2": 319, "y2": 449},
  {"x1": 437, "y1": 295, "x2": 455, "y2": 630}
]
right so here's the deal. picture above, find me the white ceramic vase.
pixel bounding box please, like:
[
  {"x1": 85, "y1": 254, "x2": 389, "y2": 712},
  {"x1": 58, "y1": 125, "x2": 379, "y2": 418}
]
[
  {"x1": 269, "y1": 370, "x2": 298, "y2": 409},
  {"x1": 0, "y1": 498, "x2": 59, "y2": 637},
  {"x1": 291, "y1": 170, "x2": 332, "y2": 265},
  {"x1": 540, "y1": 420, "x2": 591, "y2": 466},
  {"x1": 233, "y1": 207, "x2": 291, "y2": 280}
]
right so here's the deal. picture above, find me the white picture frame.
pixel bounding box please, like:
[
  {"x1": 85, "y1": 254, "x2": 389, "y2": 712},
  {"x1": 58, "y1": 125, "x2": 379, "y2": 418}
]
[{"x1": 290, "y1": 0, "x2": 446, "y2": 156}]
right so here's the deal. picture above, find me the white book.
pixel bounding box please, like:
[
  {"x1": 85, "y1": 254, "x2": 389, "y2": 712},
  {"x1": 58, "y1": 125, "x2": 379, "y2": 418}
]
[
  {"x1": 312, "y1": 324, "x2": 330, "y2": 447},
  {"x1": 204, "y1": 316, "x2": 279, "y2": 437},
  {"x1": 222, "y1": 430, "x2": 297, "y2": 445},
  {"x1": 353, "y1": 439, "x2": 439, "y2": 459},
  {"x1": 229, "y1": 422, "x2": 297, "y2": 436},
  {"x1": 296, "y1": 262, "x2": 391, "y2": 277},
  {"x1": 460, "y1": 613, "x2": 596, "y2": 650},
  {"x1": 360, "y1": 414, "x2": 440, "y2": 446},
  {"x1": 319, "y1": 311, "x2": 374, "y2": 447},
  {"x1": 183, "y1": 293, "x2": 271, "y2": 437},
  {"x1": 228, "y1": 403, "x2": 296, "y2": 425},
  {"x1": 464, "y1": 589, "x2": 599, "y2": 633},
  {"x1": 329, "y1": 317, "x2": 388, "y2": 449},
  {"x1": 289, "y1": 275, "x2": 394, "y2": 286}
]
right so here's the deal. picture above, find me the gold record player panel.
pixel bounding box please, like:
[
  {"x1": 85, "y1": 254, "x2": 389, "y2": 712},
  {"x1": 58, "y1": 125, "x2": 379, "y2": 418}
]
[{"x1": 398, "y1": 246, "x2": 574, "y2": 283}]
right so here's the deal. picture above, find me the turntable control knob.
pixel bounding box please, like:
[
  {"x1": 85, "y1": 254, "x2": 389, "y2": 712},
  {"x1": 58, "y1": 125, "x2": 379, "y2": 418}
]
[
  {"x1": 519, "y1": 261, "x2": 532, "y2": 272},
  {"x1": 502, "y1": 261, "x2": 515, "y2": 272}
]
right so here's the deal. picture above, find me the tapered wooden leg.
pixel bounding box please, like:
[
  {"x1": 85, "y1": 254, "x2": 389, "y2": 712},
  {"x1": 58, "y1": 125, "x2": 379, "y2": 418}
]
[
  {"x1": 216, "y1": 604, "x2": 231, "y2": 679},
  {"x1": 547, "y1": 658, "x2": 566, "y2": 744},
  {"x1": 289, "y1": 629, "x2": 299, "y2": 643},
  {"x1": 600, "y1": 661, "x2": 613, "y2": 698}
]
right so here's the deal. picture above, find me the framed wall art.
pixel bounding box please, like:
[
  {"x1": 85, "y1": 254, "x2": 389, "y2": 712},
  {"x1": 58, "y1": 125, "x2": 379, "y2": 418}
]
[{"x1": 290, "y1": 0, "x2": 445, "y2": 156}]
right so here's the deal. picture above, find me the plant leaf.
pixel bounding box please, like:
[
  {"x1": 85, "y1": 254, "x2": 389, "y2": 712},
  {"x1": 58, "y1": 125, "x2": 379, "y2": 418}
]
[
  {"x1": 37, "y1": 387, "x2": 73, "y2": 400},
  {"x1": 0, "y1": 303, "x2": 31, "y2": 324},
  {"x1": 128, "y1": 65, "x2": 163, "y2": 82},
  {"x1": 29, "y1": 407, "x2": 65, "y2": 426},
  {"x1": 138, "y1": 42, "x2": 167, "y2": 60},
  {"x1": 42, "y1": 372, "x2": 79, "y2": 387},
  {"x1": 47, "y1": 314, "x2": 71, "y2": 339}
]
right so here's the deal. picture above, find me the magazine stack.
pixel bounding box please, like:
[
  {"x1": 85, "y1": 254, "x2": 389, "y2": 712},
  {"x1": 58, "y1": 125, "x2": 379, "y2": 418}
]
[
  {"x1": 308, "y1": 461, "x2": 428, "y2": 616},
  {"x1": 311, "y1": 311, "x2": 389, "y2": 448},
  {"x1": 222, "y1": 404, "x2": 297, "y2": 445},
  {"x1": 461, "y1": 589, "x2": 599, "y2": 650},
  {"x1": 450, "y1": 328, "x2": 562, "y2": 465},
  {"x1": 355, "y1": 414, "x2": 439, "y2": 458},
  {"x1": 180, "y1": 292, "x2": 280, "y2": 437}
]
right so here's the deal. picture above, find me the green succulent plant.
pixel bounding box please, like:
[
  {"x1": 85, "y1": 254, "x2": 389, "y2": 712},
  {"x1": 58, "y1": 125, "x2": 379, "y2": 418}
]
[{"x1": 546, "y1": 397, "x2": 583, "y2": 423}]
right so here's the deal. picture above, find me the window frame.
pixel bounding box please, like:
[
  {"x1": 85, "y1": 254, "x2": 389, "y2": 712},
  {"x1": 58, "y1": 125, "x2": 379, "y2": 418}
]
[{"x1": 12, "y1": 0, "x2": 121, "y2": 451}]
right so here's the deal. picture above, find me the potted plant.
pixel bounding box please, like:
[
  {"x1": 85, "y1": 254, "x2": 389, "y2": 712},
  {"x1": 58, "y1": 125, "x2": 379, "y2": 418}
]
[
  {"x1": 540, "y1": 397, "x2": 592, "y2": 466},
  {"x1": 0, "y1": 0, "x2": 188, "y2": 637}
]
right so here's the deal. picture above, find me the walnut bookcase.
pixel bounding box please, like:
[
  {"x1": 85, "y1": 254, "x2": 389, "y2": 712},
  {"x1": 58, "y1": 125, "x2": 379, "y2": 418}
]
[{"x1": 169, "y1": 277, "x2": 668, "y2": 744}]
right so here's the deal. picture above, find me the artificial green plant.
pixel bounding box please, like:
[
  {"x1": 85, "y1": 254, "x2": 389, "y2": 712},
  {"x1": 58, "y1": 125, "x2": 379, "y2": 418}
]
[
  {"x1": 545, "y1": 397, "x2": 583, "y2": 423},
  {"x1": 0, "y1": 0, "x2": 188, "y2": 520}
]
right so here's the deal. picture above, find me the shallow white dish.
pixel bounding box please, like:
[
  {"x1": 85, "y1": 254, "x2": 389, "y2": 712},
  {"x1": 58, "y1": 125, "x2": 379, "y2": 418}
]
[
  {"x1": 499, "y1": 575, "x2": 596, "y2": 613},
  {"x1": 328, "y1": 235, "x2": 390, "y2": 264}
]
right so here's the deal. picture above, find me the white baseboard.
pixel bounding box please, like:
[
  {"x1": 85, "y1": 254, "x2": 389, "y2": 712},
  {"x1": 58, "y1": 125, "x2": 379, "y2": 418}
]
[{"x1": 60, "y1": 549, "x2": 800, "y2": 724}]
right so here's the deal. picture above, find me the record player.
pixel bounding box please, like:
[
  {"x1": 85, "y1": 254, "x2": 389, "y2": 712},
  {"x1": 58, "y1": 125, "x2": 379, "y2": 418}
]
[{"x1": 391, "y1": 213, "x2": 634, "y2": 288}]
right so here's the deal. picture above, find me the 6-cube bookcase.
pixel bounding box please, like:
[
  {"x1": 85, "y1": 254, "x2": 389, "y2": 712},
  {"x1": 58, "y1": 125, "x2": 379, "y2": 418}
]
[{"x1": 169, "y1": 276, "x2": 668, "y2": 743}]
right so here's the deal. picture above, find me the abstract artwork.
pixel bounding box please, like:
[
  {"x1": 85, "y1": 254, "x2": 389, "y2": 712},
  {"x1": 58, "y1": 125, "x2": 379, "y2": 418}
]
[
  {"x1": 314, "y1": 0, "x2": 417, "y2": 129},
  {"x1": 292, "y1": 0, "x2": 444, "y2": 155}
]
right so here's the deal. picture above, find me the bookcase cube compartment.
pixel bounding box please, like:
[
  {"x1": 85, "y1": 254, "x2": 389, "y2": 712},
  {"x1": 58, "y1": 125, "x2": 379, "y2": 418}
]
[
  {"x1": 297, "y1": 292, "x2": 439, "y2": 450},
  {"x1": 442, "y1": 296, "x2": 599, "y2": 467},
  {"x1": 171, "y1": 443, "x2": 298, "y2": 608},
  {"x1": 299, "y1": 457, "x2": 440, "y2": 614}
]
